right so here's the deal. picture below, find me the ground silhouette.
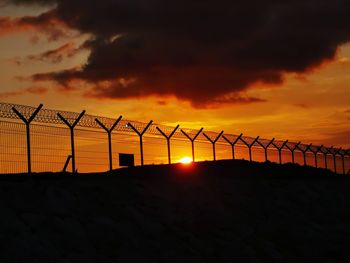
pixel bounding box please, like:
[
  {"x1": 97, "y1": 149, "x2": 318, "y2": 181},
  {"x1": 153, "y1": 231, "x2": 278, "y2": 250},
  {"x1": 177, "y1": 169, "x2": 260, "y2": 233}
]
[{"x1": 0, "y1": 159, "x2": 349, "y2": 262}]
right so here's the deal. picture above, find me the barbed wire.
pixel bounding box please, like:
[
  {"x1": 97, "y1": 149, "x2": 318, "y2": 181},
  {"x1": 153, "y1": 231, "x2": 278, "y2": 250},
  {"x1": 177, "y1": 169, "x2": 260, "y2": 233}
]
[{"x1": 0, "y1": 102, "x2": 349, "y2": 156}]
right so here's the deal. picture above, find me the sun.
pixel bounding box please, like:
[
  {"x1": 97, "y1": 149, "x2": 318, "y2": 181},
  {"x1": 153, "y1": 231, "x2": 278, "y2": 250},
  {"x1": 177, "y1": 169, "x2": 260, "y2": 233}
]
[{"x1": 178, "y1": 157, "x2": 193, "y2": 164}]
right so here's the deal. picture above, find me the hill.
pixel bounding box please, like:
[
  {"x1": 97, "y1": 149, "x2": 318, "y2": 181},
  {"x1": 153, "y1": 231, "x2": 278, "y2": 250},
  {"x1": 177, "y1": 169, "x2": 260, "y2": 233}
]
[{"x1": 0, "y1": 159, "x2": 349, "y2": 262}]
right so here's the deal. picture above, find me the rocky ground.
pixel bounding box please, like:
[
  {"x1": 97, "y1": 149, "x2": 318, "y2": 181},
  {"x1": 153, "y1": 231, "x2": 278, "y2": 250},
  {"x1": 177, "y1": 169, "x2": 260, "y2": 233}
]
[{"x1": 0, "y1": 160, "x2": 349, "y2": 263}]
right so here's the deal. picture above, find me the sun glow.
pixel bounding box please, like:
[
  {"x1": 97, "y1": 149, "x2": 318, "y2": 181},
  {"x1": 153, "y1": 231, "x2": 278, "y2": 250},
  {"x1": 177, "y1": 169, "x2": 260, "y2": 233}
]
[{"x1": 178, "y1": 157, "x2": 193, "y2": 164}]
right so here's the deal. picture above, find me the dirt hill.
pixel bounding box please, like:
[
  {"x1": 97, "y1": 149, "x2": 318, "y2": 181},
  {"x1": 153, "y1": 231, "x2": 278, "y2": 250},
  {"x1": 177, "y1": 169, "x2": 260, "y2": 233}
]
[{"x1": 0, "y1": 160, "x2": 349, "y2": 262}]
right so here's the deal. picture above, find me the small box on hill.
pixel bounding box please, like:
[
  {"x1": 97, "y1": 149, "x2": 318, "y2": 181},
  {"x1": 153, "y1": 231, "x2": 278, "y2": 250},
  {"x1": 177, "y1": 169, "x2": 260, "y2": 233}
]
[{"x1": 119, "y1": 153, "x2": 135, "y2": 167}]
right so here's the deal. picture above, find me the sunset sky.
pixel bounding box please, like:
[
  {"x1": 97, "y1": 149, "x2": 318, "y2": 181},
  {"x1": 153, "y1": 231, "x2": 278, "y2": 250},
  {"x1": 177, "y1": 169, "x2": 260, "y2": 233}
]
[{"x1": 0, "y1": 0, "x2": 350, "y2": 148}]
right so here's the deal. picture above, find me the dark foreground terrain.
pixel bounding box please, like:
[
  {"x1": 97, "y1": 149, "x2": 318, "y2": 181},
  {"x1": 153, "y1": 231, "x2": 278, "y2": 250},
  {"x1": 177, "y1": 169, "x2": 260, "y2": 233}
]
[{"x1": 1, "y1": 160, "x2": 350, "y2": 263}]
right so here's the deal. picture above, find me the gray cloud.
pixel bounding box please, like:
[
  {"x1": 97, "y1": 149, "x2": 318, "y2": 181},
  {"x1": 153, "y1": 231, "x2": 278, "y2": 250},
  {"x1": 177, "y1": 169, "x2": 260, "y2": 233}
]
[{"x1": 5, "y1": 0, "x2": 350, "y2": 107}]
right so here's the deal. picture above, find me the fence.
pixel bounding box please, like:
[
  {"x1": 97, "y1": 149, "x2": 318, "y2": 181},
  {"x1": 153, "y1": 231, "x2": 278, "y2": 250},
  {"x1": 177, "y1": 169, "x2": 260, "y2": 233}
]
[{"x1": 0, "y1": 102, "x2": 349, "y2": 175}]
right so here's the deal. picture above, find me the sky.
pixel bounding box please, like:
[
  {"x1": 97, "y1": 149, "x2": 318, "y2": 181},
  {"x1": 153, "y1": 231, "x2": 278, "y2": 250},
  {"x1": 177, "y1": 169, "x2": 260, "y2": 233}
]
[{"x1": 0, "y1": 0, "x2": 350, "y2": 148}]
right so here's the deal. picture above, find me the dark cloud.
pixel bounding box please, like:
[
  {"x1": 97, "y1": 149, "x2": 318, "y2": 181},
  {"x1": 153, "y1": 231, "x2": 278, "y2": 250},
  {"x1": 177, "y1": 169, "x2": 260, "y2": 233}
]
[
  {"x1": 5, "y1": 0, "x2": 350, "y2": 107},
  {"x1": 27, "y1": 42, "x2": 80, "y2": 63},
  {"x1": 0, "y1": 11, "x2": 69, "y2": 40},
  {"x1": 7, "y1": 0, "x2": 56, "y2": 5},
  {"x1": 197, "y1": 94, "x2": 267, "y2": 109}
]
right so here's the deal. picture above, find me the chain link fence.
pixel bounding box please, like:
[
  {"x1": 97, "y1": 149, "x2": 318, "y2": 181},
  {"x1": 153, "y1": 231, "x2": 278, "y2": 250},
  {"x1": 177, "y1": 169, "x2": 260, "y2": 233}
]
[{"x1": 0, "y1": 102, "x2": 349, "y2": 175}]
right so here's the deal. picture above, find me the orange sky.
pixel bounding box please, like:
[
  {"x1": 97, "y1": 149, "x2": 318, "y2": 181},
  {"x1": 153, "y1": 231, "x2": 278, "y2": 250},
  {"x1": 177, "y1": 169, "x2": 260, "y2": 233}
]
[{"x1": 0, "y1": 3, "x2": 349, "y2": 149}]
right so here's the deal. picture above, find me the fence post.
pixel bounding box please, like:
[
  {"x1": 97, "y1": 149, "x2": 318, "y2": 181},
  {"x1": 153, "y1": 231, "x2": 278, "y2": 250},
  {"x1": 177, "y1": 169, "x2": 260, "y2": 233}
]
[
  {"x1": 333, "y1": 148, "x2": 342, "y2": 175},
  {"x1": 338, "y1": 149, "x2": 346, "y2": 175},
  {"x1": 95, "y1": 116, "x2": 122, "y2": 172},
  {"x1": 297, "y1": 143, "x2": 312, "y2": 166},
  {"x1": 326, "y1": 147, "x2": 337, "y2": 173},
  {"x1": 291, "y1": 142, "x2": 301, "y2": 164},
  {"x1": 127, "y1": 120, "x2": 153, "y2": 166},
  {"x1": 222, "y1": 133, "x2": 243, "y2": 160},
  {"x1": 180, "y1": 128, "x2": 203, "y2": 162},
  {"x1": 203, "y1": 131, "x2": 224, "y2": 161},
  {"x1": 12, "y1": 104, "x2": 43, "y2": 175},
  {"x1": 239, "y1": 136, "x2": 259, "y2": 162},
  {"x1": 344, "y1": 149, "x2": 350, "y2": 174},
  {"x1": 271, "y1": 140, "x2": 288, "y2": 164},
  {"x1": 256, "y1": 138, "x2": 275, "y2": 162},
  {"x1": 321, "y1": 146, "x2": 329, "y2": 170},
  {"x1": 57, "y1": 110, "x2": 85, "y2": 174},
  {"x1": 310, "y1": 145, "x2": 323, "y2": 168},
  {"x1": 156, "y1": 125, "x2": 180, "y2": 164}
]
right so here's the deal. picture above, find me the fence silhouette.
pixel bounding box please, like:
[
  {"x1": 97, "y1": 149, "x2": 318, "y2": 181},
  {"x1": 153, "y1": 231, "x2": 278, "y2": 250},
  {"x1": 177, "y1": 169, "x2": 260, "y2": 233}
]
[{"x1": 0, "y1": 102, "x2": 349, "y2": 175}]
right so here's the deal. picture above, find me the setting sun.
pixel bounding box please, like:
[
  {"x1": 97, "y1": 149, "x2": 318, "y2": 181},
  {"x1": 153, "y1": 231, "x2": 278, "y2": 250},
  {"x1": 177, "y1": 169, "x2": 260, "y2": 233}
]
[{"x1": 178, "y1": 157, "x2": 193, "y2": 164}]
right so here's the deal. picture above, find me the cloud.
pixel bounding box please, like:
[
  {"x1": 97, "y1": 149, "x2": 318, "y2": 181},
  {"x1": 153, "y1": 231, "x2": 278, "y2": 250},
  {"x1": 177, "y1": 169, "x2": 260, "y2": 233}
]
[
  {"x1": 0, "y1": 10, "x2": 70, "y2": 40},
  {"x1": 5, "y1": 0, "x2": 350, "y2": 107},
  {"x1": 8, "y1": 0, "x2": 56, "y2": 5},
  {"x1": 201, "y1": 93, "x2": 267, "y2": 109},
  {"x1": 0, "y1": 16, "x2": 34, "y2": 36},
  {"x1": 0, "y1": 86, "x2": 48, "y2": 98},
  {"x1": 27, "y1": 42, "x2": 80, "y2": 63}
]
